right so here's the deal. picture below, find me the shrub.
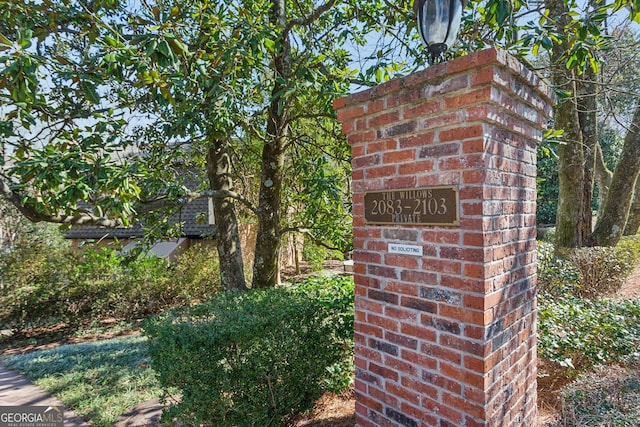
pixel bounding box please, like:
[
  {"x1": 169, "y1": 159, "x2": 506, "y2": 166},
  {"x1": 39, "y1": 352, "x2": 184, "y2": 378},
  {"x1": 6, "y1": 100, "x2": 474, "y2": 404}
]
[
  {"x1": 537, "y1": 241, "x2": 579, "y2": 297},
  {"x1": 144, "y1": 275, "x2": 354, "y2": 427},
  {"x1": 537, "y1": 237, "x2": 640, "y2": 299},
  {"x1": 569, "y1": 245, "x2": 636, "y2": 299},
  {"x1": 302, "y1": 238, "x2": 343, "y2": 272},
  {"x1": 538, "y1": 296, "x2": 640, "y2": 373},
  {"x1": 0, "y1": 241, "x2": 221, "y2": 330},
  {"x1": 0, "y1": 241, "x2": 68, "y2": 330},
  {"x1": 166, "y1": 244, "x2": 222, "y2": 301}
]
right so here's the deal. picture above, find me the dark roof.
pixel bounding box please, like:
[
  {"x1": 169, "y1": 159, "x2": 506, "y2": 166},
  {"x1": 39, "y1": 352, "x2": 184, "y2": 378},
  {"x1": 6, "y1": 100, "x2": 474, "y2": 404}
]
[{"x1": 63, "y1": 197, "x2": 215, "y2": 240}]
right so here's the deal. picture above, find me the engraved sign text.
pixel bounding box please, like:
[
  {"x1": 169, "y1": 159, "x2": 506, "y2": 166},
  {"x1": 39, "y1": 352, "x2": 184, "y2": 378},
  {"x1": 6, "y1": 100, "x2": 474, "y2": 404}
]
[{"x1": 364, "y1": 186, "x2": 459, "y2": 226}]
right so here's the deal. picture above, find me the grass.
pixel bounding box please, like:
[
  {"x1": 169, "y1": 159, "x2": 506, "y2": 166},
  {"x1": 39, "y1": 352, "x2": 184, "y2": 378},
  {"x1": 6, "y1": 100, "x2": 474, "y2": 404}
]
[{"x1": 0, "y1": 334, "x2": 161, "y2": 427}]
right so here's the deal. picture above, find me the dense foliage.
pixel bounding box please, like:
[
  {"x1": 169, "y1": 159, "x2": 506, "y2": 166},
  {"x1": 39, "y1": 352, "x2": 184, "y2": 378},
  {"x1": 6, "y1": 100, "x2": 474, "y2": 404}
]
[
  {"x1": 144, "y1": 275, "x2": 354, "y2": 427},
  {"x1": 0, "y1": 241, "x2": 220, "y2": 331},
  {"x1": 537, "y1": 236, "x2": 640, "y2": 299},
  {"x1": 552, "y1": 355, "x2": 640, "y2": 427},
  {"x1": 538, "y1": 296, "x2": 640, "y2": 371},
  {"x1": 537, "y1": 235, "x2": 640, "y2": 376}
]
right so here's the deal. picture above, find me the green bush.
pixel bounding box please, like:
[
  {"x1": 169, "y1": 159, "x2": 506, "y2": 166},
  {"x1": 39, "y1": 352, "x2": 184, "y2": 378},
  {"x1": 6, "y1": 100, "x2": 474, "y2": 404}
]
[
  {"x1": 0, "y1": 242, "x2": 221, "y2": 330},
  {"x1": 537, "y1": 236, "x2": 640, "y2": 299},
  {"x1": 167, "y1": 244, "x2": 222, "y2": 301},
  {"x1": 538, "y1": 296, "x2": 640, "y2": 373},
  {"x1": 302, "y1": 238, "x2": 343, "y2": 272},
  {"x1": 0, "y1": 241, "x2": 68, "y2": 330},
  {"x1": 537, "y1": 241, "x2": 579, "y2": 297},
  {"x1": 143, "y1": 275, "x2": 354, "y2": 427}
]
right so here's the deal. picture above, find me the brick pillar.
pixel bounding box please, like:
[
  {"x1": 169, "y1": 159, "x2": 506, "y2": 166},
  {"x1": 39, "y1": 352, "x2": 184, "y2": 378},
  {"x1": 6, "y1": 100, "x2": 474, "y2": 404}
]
[{"x1": 334, "y1": 48, "x2": 555, "y2": 427}]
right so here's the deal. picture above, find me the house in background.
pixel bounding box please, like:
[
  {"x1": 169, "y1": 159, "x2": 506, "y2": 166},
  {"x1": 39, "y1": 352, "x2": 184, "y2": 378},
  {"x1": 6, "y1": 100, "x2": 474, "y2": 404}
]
[{"x1": 63, "y1": 197, "x2": 217, "y2": 261}]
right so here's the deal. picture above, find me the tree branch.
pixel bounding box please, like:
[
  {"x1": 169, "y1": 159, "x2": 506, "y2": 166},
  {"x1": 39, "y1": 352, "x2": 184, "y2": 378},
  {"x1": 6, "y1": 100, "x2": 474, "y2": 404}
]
[
  {"x1": 286, "y1": 0, "x2": 338, "y2": 33},
  {"x1": 139, "y1": 189, "x2": 258, "y2": 214},
  {"x1": 1, "y1": 177, "x2": 126, "y2": 227},
  {"x1": 279, "y1": 226, "x2": 344, "y2": 252}
]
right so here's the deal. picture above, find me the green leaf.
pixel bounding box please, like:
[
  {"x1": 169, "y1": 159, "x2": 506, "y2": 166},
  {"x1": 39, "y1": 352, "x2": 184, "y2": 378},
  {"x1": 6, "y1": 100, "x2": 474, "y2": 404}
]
[
  {"x1": 0, "y1": 33, "x2": 12, "y2": 46},
  {"x1": 80, "y1": 81, "x2": 100, "y2": 104}
]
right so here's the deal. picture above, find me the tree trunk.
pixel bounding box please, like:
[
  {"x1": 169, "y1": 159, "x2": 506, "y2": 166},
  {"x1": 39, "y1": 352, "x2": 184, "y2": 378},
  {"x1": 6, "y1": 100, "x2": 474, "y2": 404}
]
[
  {"x1": 594, "y1": 142, "x2": 613, "y2": 216},
  {"x1": 623, "y1": 178, "x2": 640, "y2": 236},
  {"x1": 576, "y1": 67, "x2": 598, "y2": 242},
  {"x1": 592, "y1": 103, "x2": 640, "y2": 246},
  {"x1": 251, "y1": 0, "x2": 290, "y2": 289},
  {"x1": 207, "y1": 141, "x2": 248, "y2": 292},
  {"x1": 547, "y1": 0, "x2": 588, "y2": 248}
]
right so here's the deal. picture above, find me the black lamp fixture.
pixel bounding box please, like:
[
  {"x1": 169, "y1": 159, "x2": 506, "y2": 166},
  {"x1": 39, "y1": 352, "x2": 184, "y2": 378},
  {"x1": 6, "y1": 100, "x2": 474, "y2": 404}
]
[{"x1": 415, "y1": 0, "x2": 467, "y2": 64}]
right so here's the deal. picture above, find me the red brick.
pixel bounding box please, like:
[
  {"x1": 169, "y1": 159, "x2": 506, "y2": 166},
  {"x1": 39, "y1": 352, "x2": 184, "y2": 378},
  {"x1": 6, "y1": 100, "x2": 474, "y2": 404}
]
[
  {"x1": 440, "y1": 334, "x2": 490, "y2": 357},
  {"x1": 440, "y1": 361, "x2": 486, "y2": 389},
  {"x1": 424, "y1": 74, "x2": 469, "y2": 98},
  {"x1": 347, "y1": 131, "x2": 376, "y2": 146},
  {"x1": 464, "y1": 263, "x2": 485, "y2": 279},
  {"x1": 462, "y1": 138, "x2": 487, "y2": 154},
  {"x1": 385, "y1": 331, "x2": 419, "y2": 350},
  {"x1": 368, "y1": 110, "x2": 400, "y2": 128},
  {"x1": 401, "y1": 348, "x2": 437, "y2": 370},
  {"x1": 365, "y1": 164, "x2": 396, "y2": 179},
  {"x1": 356, "y1": 298, "x2": 384, "y2": 315},
  {"x1": 383, "y1": 148, "x2": 416, "y2": 164},
  {"x1": 439, "y1": 124, "x2": 485, "y2": 143},
  {"x1": 385, "y1": 176, "x2": 418, "y2": 188},
  {"x1": 368, "y1": 98, "x2": 385, "y2": 114},
  {"x1": 368, "y1": 313, "x2": 399, "y2": 332},
  {"x1": 400, "y1": 322, "x2": 437, "y2": 342},
  {"x1": 386, "y1": 382, "x2": 421, "y2": 406},
  {"x1": 401, "y1": 376, "x2": 438, "y2": 399},
  {"x1": 422, "y1": 259, "x2": 461, "y2": 275},
  {"x1": 399, "y1": 132, "x2": 435, "y2": 148},
  {"x1": 404, "y1": 100, "x2": 441, "y2": 120},
  {"x1": 423, "y1": 111, "x2": 466, "y2": 129},
  {"x1": 387, "y1": 86, "x2": 422, "y2": 107},
  {"x1": 369, "y1": 384, "x2": 399, "y2": 407},
  {"x1": 384, "y1": 254, "x2": 419, "y2": 269},
  {"x1": 470, "y1": 65, "x2": 510, "y2": 88},
  {"x1": 385, "y1": 306, "x2": 418, "y2": 321},
  {"x1": 385, "y1": 282, "x2": 419, "y2": 297},
  {"x1": 398, "y1": 159, "x2": 435, "y2": 175},
  {"x1": 444, "y1": 86, "x2": 493, "y2": 109},
  {"x1": 421, "y1": 343, "x2": 462, "y2": 365},
  {"x1": 356, "y1": 392, "x2": 384, "y2": 414},
  {"x1": 442, "y1": 390, "x2": 486, "y2": 420},
  {"x1": 366, "y1": 138, "x2": 398, "y2": 154},
  {"x1": 370, "y1": 362, "x2": 400, "y2": 382},
  {"x1": 438, "y1": 153, "x2": 486, "y2": 170},
  {"x1": 384, "y1": 355, "x2": 418, "y2": 376},
  {"x1": 463, "y1": 231, "x2": 484, "y2": 246},
  {"x1": 445, "y1": 49, "x2": 500, "y2": 75},
  {"x1": 338, "y1": 47, "x2": 550, "y2": 427},
  {"x1": 422, "y1": 396, "x2": 464, "y2": 425}
]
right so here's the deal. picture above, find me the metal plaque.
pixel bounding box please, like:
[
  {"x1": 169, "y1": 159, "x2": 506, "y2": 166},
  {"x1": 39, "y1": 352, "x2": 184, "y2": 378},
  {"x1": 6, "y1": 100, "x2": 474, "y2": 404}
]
[{"x1": 364, "y1": 186, "x2": 459, "y2": 226}]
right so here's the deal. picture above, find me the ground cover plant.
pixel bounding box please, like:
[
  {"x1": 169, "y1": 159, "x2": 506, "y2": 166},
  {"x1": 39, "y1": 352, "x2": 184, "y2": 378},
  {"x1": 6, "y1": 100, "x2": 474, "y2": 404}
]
[
  {"x1": 144, "y1": 275, "x2": 354, "y2": 427},
  {"x1": 536, "y1": 234, "x2": 640, "y2": 425},
  {"x1": 0, "y1": 335, "x2": 161, "y2": 427},
  {"x1": 551, "y1": 354, "x2": 640, "y2": 427}
]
